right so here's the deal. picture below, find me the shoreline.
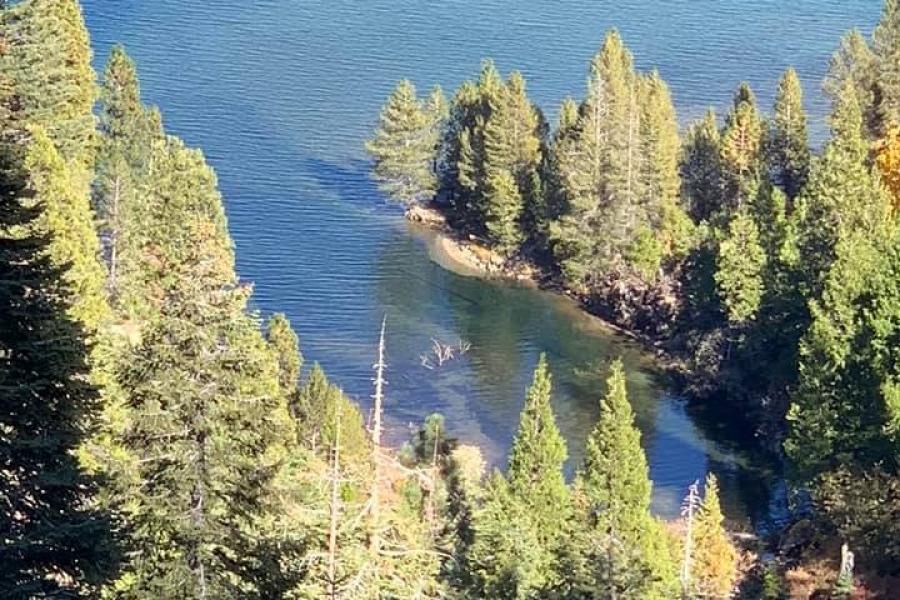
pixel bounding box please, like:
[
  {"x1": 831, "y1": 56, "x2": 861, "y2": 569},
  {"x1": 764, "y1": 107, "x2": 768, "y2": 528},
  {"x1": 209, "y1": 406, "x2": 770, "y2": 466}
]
[{"x1": 406, "y1": 205, "x2": 665, "y2": 351}]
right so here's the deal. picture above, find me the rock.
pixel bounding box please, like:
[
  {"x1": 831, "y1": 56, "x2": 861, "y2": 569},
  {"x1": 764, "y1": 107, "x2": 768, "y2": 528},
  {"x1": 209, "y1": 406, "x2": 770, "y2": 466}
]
[{"x1": 406, "y1": 204, "x2": 446, "y2": 226}]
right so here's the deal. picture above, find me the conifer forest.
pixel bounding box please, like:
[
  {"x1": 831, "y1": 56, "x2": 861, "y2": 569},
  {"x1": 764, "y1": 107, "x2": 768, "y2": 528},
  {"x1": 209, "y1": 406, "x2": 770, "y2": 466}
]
[{"x1": 3, "y1": 0, "x2": 900, "y2": 598}]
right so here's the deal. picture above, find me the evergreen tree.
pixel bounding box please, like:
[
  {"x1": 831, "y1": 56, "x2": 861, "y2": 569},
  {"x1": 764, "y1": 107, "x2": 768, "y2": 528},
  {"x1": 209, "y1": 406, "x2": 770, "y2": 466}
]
[
  {"x1": 769, "y1": 68, "x2": 810, "y2": 199},
  {"x1": 266, "y1": 312, "x2": 303, "y2": 393},
  {"x1": 295, "y1": 362, "x2": 371, "y2": 472},
  {"x1": 109, "y1": 218, "x2": 296, "y2": 598},
  {"x1": 824, "y1": 29, "x2": 879, "y2": 138},
  {"x1": 119, "y1": 136, "x2": 233, "y2": 320},
  {"x1": 95, "y1": 45, "x2": 160, "y2": 303},
  {"x1": 786, "y1": 224, "x2": 899, "y2": 480},
  {"x1": 440, "y1": 80, "x2": 482, "y2": 224},
  {"x1": 480, "y1": 70, "x2": 542, "y2": 253},
  {"x1": 720, "y1": 82, "x2": 765, "y2": 214},
  {"x1": 691, "y1": 474, "x2": 738, "y2": 599},
  {"x1": 715, "y1": 209, "x2": 767, "y2": 324},
  {"x1": 639, "y1": 70, "x2": 681, "y2": 214},
  {"x1": 681, "y1": 109, "x2": 724, "y2": 223},
  {"x1": 0, "y1": 125, "x2": 114, "y2": 598},
  {"x1": 550, "y1": 30, "x2": 648, "y2": 288},
  {"x1": 484, "y1": 169, "x2": 524, "y2": 255},
  {"x1": 1, "y1": 0, "x2": 97, "y2": 177},
  {"x1": 874, "y1": 0, "x2": 900, "y2": 129},
  {"x1": 505, "y1": 354, "x2": 570, "y2": 528},
  {"x1": 567, "y1": 359, "x2": 679, "y2": 599},
  {"x1": 468, "y1": 355, "x2": 570, "y2": 598},
  {"x1": 791, "y1": 80, "x2": 890, "y2": 299},
  {"x1": 366, "y1": 79, "x2": 437, "y2": 207}
]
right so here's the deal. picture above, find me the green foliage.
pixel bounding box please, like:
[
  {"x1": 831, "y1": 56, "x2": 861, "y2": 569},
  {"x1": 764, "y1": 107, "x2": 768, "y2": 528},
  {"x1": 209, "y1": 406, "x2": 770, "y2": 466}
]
[
  {"x1": 117, "y1": 136, "x2": 233, "y2": 320},
  {"x1": 715, "y1": 209, "x2": 767, "y2": 324},
  {"x1": 549, "y1": 30, "x2": 683, "y2": 291},
  {"x1": 366, "y1": 79, "x2": 441, "y2": 206},
  {"x1": 874, "y1": 0, "x2": 900, "y2": 129},
  {"x1": 682, "y1": 109, "x2": 724, "y2": 223},
  {"x1": 266, "y1": 312, "x2": 303, "y2": 392},
  {"x1": 295, "y1": 362, "x2": 371, "y2": 472},
  {"x1": 467, "y1": 473, "x2": 553, "y2": 599},
  {"x1": 825, "y1": 29, "x2": 879, "y2": 138},
  {"x1": 568, "y1": 359, "x2": 679, "y2": 599},
  {"x1": 95, "y1": 45, "x2": 161, "y2": 305},
  {"x1": 23, "y1": 125, "x2": 107, "y2": 332},
  {"x1": 720, "y1": 82, "x2": 764, "y2": 212},
  {"x1": 786, "y1": 225, "x2": 900, "y2": 479},
  {"x1": 0, "y1": 125, "x2": 114, "y2": 598},
  {"x1": 692, "y1": 474, "x2": 738, "y2": 599},
  {"x1": 485, "y1": 168, "x2": 525, "y2": 254},
  {"x1": 468, "y1": 355, "x2": 570, "y2": 598},
  {"x1": 790, "y1": 80, "x2": 890, "y2": 300},
  {"x1": 107, "y1": 220, "x2": 297, "y2": 598},
  {"x1": 2, "y1": 0, "x2": 97, "y2": 176},
  {"x1": 769, "y1": 68, "x2": 810, "y2": 199}
]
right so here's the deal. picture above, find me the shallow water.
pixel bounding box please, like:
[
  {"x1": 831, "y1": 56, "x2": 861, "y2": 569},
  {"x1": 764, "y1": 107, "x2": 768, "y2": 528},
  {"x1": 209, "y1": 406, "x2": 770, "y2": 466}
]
[{"x1": 82, "y1": 0, "x2": 879, "y2": 527}]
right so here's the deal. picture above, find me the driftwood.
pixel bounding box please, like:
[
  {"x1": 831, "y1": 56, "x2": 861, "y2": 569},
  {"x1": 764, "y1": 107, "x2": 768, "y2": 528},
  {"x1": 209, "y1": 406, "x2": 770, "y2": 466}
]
[{"x1": 420, "y1": 338, "x2": 471, "y2": 370}]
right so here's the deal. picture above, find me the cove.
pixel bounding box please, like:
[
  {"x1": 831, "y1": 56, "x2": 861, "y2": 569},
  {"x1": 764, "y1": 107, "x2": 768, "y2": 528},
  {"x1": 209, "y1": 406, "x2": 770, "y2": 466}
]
[{"x1": 81, "y1": 0, "x2": 879, "y2": 530}]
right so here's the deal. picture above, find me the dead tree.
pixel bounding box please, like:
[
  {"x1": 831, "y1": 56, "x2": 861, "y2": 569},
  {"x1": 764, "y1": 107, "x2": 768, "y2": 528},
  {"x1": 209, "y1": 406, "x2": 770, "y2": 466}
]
[
  {"x1": 680, "y1": 480, "x2": 701, "y2": 598},
  {"x1": 368, "y1": 317, "x2": 387, "y2": 556},
  {"x1": 326, "y1": 415, "x2": 341, "y2": 600}
]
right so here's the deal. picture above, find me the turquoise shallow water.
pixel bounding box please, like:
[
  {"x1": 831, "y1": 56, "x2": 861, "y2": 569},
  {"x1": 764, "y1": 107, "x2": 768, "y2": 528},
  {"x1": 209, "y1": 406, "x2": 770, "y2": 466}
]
[{"x1": 81, "y1": 0, "x2": 880, "y2": 527}]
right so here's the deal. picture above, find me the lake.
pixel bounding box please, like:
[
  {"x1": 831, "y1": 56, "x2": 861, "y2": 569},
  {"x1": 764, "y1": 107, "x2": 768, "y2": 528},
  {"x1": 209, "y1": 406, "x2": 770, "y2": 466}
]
[{"x1": 81, "y1": 0, "x2": 880, "y2": 529}]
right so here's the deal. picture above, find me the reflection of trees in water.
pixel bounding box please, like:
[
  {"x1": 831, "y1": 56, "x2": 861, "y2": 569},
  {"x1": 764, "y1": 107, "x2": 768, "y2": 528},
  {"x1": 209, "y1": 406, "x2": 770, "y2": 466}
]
[{"x1": 687, "y1": 400, "x2": 784, "y2": 531}]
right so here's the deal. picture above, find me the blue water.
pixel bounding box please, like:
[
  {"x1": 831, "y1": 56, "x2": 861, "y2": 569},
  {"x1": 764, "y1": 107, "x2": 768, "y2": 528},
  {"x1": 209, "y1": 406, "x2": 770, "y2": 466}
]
[{"x1": 81, "y1": 0, "x2": 880, "y2": 528}]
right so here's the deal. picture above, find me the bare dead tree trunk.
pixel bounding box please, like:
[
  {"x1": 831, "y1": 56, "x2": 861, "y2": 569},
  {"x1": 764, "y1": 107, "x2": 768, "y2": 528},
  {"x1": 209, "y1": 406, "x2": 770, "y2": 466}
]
[
  {"x1": 680, "y1": 480, "x2": 701, "y2": 599},
  {"x1": 368, "y1": 317, "x2": 387, "y2": 555},
  {"x1": 426, "y1": 430, "x2": 440, "y2": 535},
  {"x1": 327, "y1": 415, "x2": 341, "y2": 600}
]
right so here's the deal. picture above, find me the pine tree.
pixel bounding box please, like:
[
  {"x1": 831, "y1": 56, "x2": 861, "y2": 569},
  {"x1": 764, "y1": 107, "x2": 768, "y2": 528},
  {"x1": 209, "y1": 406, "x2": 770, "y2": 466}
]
[
  {"x1": 505, "y1": 354, "x2": 569, "y2": 524},
  {"x1": 95, "y1": 45, "x2": 160, "y2": 303},
  {"x1": 769, "y1": 68, "x2": 810, "y2": 199},
  {"x1": 720, "y1": 82, "x2": 765, "y2": 214},
  {"x1": 639, "y1": 70, "x2": 681, "y2": 211},
  {"x1": 715, "y1": 208, "x2": 767, "y2": 324},
  {"x1": 824, "y1": 29, "x2": 879, "y2": 138},
  {"x1": 466, "y1": 473, "x2": 550, "y2": 600},
  {"x1": 119, "y1": 136, "x2": 233, "y2": 320},
  {"x1": 567, "y1": 359, "x2": 679, "y2": 599},
  {"x1": 295, "y1": 362, "x2": 371, "y2": 472},
  {"x1": 440, "y1": 80, "x2": 482, "y2": 224},
  {"x1": 2, "y1": 0, "x2": 97, "y2": 177},
  {"x1": 365, "y1": 79, "x2": 437, "y2": 207},
  {"x1": 24, "y1": 125, "x2": 107, "y2": 332},
  {"x1": 480, "y1": 70, "x2": 542, "y2": 253},
  {"x1": 874, "y1": 0, "x2": 900, "y2": 130},
  {"x1": 791, "y1": 80, "x2": 890, "y2": 299},
  {"x1": 786, "y1": 222, "x2": 899, "y2": 480},
  {"x1": 550, "y1": 30, "x2": 647, "y2": 288},
  {"x1": 484, "y1": 169, "x2": 524, "y2": 255},
  {"x1": 692, "y1": 474, "x2": 738, "y2": 599},
  {"x1": 109, "y1": 218, "x2": 296, "y2": 598},
  {"x1": 0, "y1": 125, "x2": 114, "y2": 598},
  {"x1": 468, "y1": 355, "x2": 570, "y2": 598},
  {"x1": 681, "y1": 110, "x2": 723, "y2": 223},
  {"x1": 266, "y1": 312, "x2": 303, "y2": 393}
]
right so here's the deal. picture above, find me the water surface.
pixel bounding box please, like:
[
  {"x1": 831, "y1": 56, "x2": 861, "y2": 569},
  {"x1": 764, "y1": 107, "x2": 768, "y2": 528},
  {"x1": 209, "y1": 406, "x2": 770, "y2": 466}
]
[{"x1": 82, "y1": 0, "x2": 880, "y2": 527}]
